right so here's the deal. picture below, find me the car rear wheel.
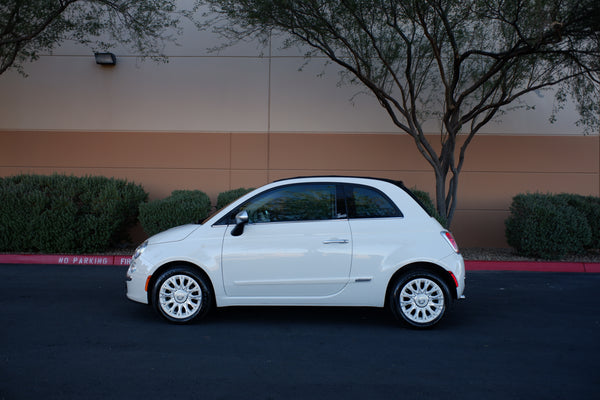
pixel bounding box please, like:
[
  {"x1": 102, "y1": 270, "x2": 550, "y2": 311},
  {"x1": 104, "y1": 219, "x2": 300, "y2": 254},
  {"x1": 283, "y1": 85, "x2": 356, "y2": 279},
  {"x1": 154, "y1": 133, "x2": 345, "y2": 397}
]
[
  {"x1": 152, "y1": 266, "x2": 212, "y2": 324},
  {"x1": 389, "y1": 270, "x2": 451, "y2": 329}
]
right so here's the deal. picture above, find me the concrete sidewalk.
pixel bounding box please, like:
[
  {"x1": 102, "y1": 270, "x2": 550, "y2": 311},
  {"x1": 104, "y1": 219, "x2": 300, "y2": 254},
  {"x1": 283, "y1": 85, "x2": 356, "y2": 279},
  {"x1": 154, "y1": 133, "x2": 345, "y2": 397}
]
[{"x1": 1, "y1": 253, "x2": 599, "y2": 272}]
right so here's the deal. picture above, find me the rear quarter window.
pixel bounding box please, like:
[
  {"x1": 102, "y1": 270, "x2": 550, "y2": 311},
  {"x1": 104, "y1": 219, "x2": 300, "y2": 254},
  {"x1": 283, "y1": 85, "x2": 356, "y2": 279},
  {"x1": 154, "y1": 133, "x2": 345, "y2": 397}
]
[{"x1": 347, "y1": 185, "x2": 402, "y2": 218}]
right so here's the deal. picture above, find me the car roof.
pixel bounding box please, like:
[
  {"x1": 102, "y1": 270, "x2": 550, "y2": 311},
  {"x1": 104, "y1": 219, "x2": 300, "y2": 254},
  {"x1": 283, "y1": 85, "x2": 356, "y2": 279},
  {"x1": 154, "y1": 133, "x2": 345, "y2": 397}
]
[{"x1": 274, "y1": 175, "x2": 405, "y2": 187}]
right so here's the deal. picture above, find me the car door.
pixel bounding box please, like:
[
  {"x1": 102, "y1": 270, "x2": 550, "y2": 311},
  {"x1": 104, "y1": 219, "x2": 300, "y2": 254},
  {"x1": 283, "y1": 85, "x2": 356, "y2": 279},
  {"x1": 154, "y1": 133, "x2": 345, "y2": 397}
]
[{"x1": 221, "y1": 183, "x2": 352, "y2": 298}]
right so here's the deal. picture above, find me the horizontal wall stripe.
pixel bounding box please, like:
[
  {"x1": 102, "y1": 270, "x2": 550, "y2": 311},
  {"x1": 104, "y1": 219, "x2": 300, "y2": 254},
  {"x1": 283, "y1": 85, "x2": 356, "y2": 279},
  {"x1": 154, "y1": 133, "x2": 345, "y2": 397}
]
[{"x1": 1, "y1": 131, "x2": 598, "y2": 247}]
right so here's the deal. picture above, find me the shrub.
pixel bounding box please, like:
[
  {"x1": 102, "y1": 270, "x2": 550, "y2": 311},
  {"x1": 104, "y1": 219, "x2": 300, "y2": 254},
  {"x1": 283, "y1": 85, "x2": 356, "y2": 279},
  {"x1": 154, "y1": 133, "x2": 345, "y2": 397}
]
[
  {"x1": 216, "y1": 187, "x2": 255, "y2": 209},
  {"x1": 555, "y1": 194, "x2": 600, "y2": 250},
  {"x1": 0, "y1": 174, "x2": 147, "y2": 253},
  {"x1": 586, "y1": 196, "x2": 600, "y2": 249},
  {"x1": 411, "y1": 188, "x2": 448, "y2": 228},
  {"x1": 505, "y1": 193, "x2": 592, "y2": 259},
  {"x1": 139, "y1": 190, "x2": 211, "y2": 236}
]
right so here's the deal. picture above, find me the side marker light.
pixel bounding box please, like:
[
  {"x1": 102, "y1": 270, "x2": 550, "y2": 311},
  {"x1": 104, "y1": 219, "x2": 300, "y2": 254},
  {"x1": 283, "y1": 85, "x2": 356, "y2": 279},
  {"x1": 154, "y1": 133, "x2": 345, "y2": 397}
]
[{"x1": 449, "y1": 271, "x2": 459, "y2": 287}]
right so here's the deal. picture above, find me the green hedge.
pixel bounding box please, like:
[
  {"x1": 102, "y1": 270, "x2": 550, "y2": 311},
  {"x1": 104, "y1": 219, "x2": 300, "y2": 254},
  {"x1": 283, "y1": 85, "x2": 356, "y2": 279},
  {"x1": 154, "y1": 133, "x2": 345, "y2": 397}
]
[
  {"x1": 505, "y1": 193, "x2": 597, "y2": 259},
  {"x1": 216, "y1": 187, "x2": 255, "y2": 209},
  {"x1": 555, "y1": 194, "x2": 600, "y2": 250},
  {"x1": 0, "y1": 174, "x2": 147, "y2": 253},
  {"x1": 139, "y1": 190, "x2": 211, "y2": 236}
]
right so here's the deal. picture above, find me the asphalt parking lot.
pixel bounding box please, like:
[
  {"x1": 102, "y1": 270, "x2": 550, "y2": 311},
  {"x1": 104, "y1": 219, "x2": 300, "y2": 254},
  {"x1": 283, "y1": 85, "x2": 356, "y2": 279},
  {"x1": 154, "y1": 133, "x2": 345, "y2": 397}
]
[{"x1": 0, "y1": 265, "x2": 599, "y2": 400}]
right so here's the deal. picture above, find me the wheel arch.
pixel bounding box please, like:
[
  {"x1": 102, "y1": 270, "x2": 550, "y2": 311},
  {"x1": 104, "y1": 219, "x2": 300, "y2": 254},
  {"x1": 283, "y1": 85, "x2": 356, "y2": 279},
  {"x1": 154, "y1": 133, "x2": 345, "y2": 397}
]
[
  {"x1": 384, "y1": 262, "x2": 458, "y2": 308},
  {"x1": 146, "y1": 260, "x2": 216, "y2": 307}
]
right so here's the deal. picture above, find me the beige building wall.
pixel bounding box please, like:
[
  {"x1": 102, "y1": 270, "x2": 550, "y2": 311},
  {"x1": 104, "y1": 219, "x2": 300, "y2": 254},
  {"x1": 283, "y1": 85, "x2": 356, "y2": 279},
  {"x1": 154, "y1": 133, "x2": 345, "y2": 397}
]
[{"x1": 0, "y1": 6, "x2": 598, "y2": 247}]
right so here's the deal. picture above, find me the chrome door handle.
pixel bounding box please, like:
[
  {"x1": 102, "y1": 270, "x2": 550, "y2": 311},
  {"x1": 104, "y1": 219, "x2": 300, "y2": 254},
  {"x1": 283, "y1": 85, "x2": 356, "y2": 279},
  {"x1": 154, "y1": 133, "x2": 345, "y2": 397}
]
[{"x1": 323, "y1": 239, "x2": 349, "y2": 244}]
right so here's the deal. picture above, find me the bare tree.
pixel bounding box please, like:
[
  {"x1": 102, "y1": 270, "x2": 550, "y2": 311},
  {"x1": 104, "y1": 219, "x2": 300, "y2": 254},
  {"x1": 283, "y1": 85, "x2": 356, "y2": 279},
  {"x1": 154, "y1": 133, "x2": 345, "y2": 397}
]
[{"x1": 201, "y1": 0, "x2": 600, "y2": 225}]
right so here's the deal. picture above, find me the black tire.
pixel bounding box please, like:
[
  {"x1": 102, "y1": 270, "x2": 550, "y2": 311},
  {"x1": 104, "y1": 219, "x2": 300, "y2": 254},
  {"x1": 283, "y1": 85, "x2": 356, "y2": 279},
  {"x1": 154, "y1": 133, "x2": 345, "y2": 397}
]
[
  {"x1": 152, "y1": 266, "x2": 212, "y2": 324},
  {"x1": 389, "y1": 270, "x2": 451, "y2": 329}
]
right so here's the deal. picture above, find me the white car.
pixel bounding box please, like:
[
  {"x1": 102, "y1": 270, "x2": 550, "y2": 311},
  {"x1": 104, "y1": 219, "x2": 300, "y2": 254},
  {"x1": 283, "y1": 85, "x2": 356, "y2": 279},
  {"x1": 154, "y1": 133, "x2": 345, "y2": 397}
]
[{"x1": 126, "y1": 176, "x2": 465, "y2": 328}]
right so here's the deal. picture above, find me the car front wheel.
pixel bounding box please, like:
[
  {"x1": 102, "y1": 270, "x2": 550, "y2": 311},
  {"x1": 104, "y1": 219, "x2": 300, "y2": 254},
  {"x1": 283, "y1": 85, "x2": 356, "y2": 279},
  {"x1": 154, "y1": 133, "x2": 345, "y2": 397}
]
[
  {"x1": 389, "y1": 270, "x2": 451, "y2": 329},
  {"x1": 152, "y1": 266, "x2": 212, "y2": 323}
]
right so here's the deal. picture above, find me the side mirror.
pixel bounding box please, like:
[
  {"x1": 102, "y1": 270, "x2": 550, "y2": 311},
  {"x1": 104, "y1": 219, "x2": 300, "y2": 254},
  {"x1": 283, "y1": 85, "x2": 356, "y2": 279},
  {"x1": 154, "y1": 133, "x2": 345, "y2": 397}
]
[{"x1": 231, "y1": 210, "x2": 249, "y2": 236}]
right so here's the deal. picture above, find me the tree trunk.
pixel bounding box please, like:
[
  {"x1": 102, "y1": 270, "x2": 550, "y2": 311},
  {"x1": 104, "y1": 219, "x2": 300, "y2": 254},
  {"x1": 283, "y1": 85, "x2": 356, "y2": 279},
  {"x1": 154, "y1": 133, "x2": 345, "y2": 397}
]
[{"x1": 433, "y1": 126, "x2": 461, "y2": 228}]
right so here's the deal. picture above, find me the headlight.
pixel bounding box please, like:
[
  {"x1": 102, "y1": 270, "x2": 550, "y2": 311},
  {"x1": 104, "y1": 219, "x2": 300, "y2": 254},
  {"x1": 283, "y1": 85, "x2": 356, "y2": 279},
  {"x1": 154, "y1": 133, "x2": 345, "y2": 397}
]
[
  {"x1": 128, "y1": 241, "x2": 148, "y2": 277},
  {"x1": 132, "y1": 240, "x2": 148, "y2": 261}
]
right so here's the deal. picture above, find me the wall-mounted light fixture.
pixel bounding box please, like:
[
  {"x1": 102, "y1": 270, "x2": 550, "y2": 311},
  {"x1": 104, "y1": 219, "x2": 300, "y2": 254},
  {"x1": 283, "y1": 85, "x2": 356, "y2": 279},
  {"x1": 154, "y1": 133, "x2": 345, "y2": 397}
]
[{"x1": 94, "y1": 52, "x2": 116, "y2": 66}]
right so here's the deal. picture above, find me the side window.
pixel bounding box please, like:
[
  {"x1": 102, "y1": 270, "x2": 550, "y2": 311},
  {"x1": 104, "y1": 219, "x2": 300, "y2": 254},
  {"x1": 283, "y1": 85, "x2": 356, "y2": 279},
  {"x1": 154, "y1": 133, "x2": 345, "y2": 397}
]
[
  {"x1": 348, "y1": 185, "x2": 402, "y2": 218},
  {"x1": 241, "y1": 183, "x2": 338, "y2": 223}
]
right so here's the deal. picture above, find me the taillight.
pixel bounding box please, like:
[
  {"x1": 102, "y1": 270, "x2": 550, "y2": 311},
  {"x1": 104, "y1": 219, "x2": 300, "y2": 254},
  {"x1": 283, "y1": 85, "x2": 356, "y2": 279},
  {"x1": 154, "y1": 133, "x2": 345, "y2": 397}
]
[{"x1": 442, "y1": 231, "x2": 460, "y2": 253}]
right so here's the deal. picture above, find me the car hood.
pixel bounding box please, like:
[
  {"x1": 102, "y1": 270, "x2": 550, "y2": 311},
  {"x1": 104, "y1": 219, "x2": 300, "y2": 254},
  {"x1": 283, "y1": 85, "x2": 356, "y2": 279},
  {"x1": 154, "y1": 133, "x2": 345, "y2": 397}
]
[{"x1": 147, "y1": 224, "x2": 200, "y2": 245}]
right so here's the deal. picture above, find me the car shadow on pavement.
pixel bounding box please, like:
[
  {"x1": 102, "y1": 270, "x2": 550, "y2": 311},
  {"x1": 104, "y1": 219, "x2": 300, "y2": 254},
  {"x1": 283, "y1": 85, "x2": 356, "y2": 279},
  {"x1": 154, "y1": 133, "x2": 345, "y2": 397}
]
[{"x1": 207, "y1": 306, "x2": 396, "y2": 327}]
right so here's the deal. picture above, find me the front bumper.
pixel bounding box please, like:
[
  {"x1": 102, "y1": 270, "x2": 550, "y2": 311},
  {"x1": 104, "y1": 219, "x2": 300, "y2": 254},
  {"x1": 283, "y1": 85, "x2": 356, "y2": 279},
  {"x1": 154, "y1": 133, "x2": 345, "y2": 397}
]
[{"x1": 126, "y1": 257, "x2": 150, "y2": 304}]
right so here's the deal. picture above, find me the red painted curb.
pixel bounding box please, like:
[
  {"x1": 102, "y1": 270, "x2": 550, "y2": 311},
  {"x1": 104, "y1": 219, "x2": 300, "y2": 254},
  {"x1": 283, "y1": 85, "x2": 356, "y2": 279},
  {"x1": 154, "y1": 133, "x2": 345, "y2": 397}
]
[
  {"x1": 0, "y1": 253, "x2": 599, "y2": 272},
  {"x1": 584, "y1": 263, "x2": 600, "y2": 273},
  {"x1": 465, "y1": 260, "x2": 590, "y2": 273},
  {"x1": 0, "y1": 254, "x2": 132, "y2": 266}
]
